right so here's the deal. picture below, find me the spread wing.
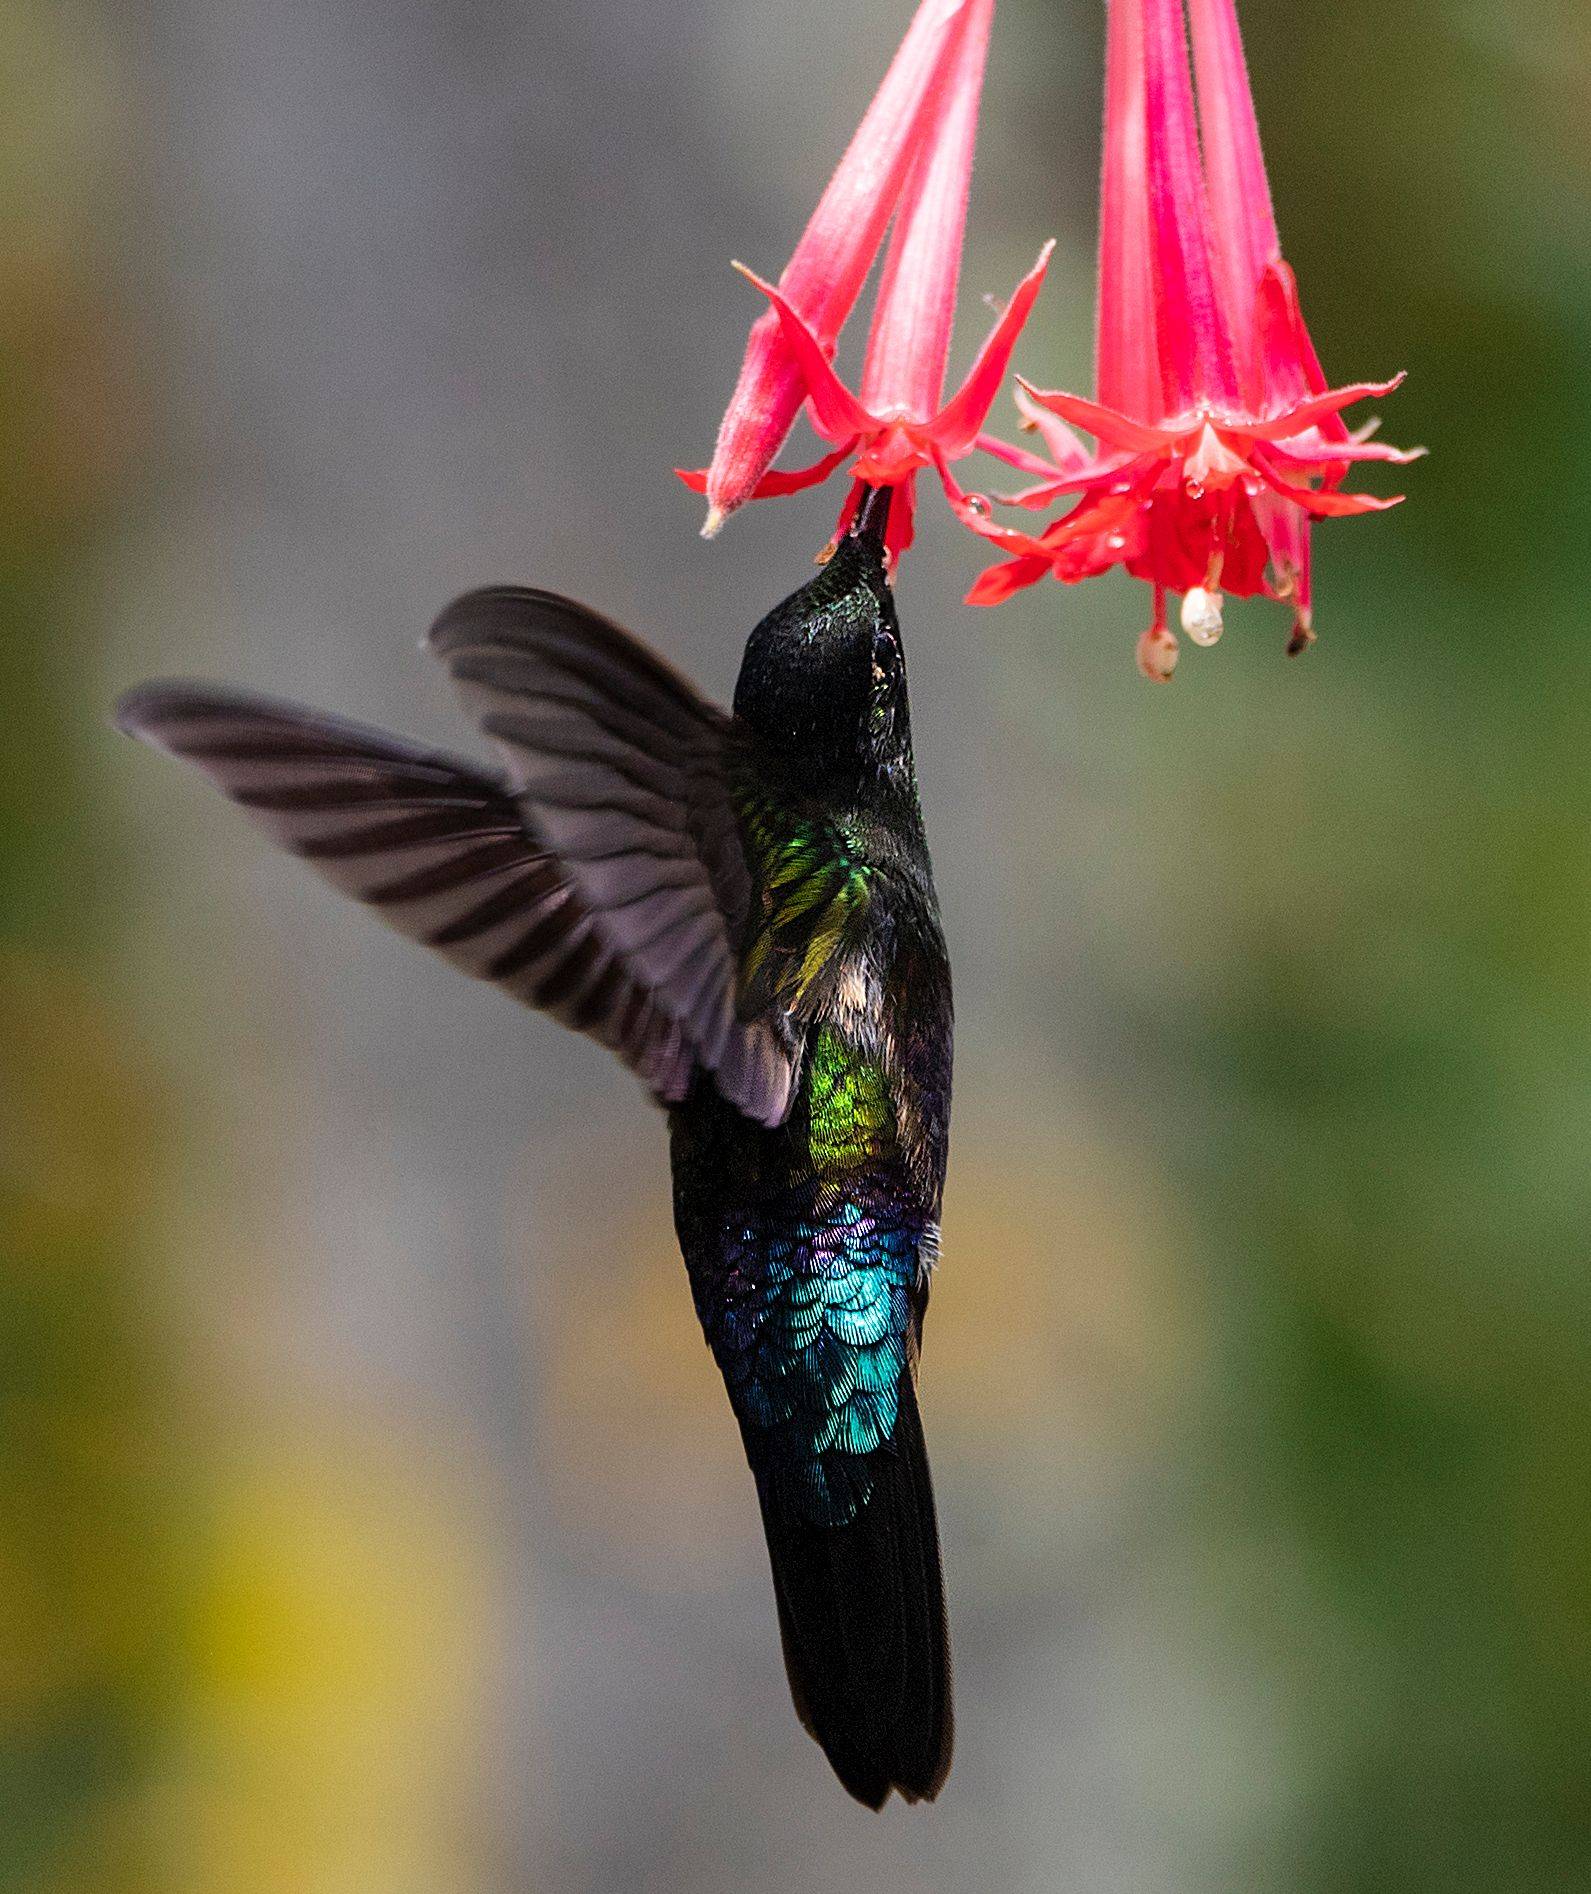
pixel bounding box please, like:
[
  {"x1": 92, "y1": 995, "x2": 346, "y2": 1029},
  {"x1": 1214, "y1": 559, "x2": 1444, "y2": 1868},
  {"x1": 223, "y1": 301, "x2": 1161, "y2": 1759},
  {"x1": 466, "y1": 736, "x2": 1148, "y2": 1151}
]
[
  {"x1": 118, "y1": 589, "x2": 866, "y2": 1127},
  {"x1": 113, "y1": 684, "x2": 695, "y2": 1099},
  {"x1": 427, "y1": 587, "x2": 796, "y2": 1126}
]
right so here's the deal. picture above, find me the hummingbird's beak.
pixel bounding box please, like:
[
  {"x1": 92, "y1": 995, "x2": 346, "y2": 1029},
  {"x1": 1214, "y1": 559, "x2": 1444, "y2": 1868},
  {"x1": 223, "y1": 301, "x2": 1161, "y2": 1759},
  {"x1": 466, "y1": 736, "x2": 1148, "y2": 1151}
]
[{"x1": 848, "y1": 484, "x2": 892, "y2": 558}]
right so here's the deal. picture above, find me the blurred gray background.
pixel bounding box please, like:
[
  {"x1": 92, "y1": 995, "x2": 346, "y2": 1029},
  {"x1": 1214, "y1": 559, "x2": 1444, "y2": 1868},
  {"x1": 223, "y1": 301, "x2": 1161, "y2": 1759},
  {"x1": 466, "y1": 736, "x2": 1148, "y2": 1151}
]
[{"x1": 7, "y1": 0, "x2": 1588, "y2": 1890}]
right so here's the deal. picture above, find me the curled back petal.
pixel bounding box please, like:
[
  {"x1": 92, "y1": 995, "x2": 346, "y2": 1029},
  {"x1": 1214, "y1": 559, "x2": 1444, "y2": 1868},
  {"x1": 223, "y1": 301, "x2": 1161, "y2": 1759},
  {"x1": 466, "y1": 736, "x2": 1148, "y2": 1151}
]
[
  {"x1": 1251, "y1": 449, "x2": 1406, "y2": 518},
  {"x1": 750, "y1": 443, "x2": 860, "y2": 497},
  {"x1": 965, "y1": 553, "x2": 1053, "y2": 604},
  {"x1": 1258, "y1": 435, "x2": 1426, "y2": 471},
  {"x1": 732, "y1": 264, "x2": 879, "y2": 443},
  {"x1": 932, "y1": 240, "x2": 1056, "y2": 455},
  {"x1": 974, "y1": 431, "x2": 1070, "y2": 478},
  {"x1": 1243, "y1": 374, "x2": 1407, "y2": 442},
  {"x1": 1014, "y1": 384, "x2": 1095, "y2": 473},
  {"x1": 1015, "y1": 379, "x2": 1175, "y2": 454}
]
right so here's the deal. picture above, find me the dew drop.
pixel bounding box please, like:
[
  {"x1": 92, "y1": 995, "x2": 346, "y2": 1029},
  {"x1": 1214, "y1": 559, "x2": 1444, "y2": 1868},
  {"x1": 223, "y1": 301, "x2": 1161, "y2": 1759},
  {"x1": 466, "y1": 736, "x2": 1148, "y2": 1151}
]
[
  {"x1": 1107, "y1": 532, "x2": 1127, "y2": 550},
  {"x1": 1185, "y1": 479, "x2": 1206, "y2": 501},
  {"x1": 964, "y1": 493, "x2": 991, "y2": 518}
]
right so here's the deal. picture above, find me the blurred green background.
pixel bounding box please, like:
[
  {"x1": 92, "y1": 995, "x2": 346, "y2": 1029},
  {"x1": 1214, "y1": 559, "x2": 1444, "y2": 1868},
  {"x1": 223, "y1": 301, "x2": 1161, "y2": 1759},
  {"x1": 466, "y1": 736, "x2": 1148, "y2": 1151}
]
[{"x1": 3, "y1": 0, "x2": 1587, "y2": 1888}]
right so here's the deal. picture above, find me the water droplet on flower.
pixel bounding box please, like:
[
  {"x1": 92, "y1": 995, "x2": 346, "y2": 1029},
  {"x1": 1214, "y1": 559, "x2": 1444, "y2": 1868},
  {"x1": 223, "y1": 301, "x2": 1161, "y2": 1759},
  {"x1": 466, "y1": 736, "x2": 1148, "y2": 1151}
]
[
  {"x1": 1111, "y1": 480, "x2": 1132, "y2": 495},
  {"x1": 1185, "y1": 479, "x2": 1206, "y2": 501},
  {"x1": 1107, "y1": 533, "x2": 1126, "y2": 550},
  {"x1": 964, "y1": 493, "x2": 991, "y2": 518},
  {"x1": 1180, "y1": 586, "x2": 1224, "y2": 646}
]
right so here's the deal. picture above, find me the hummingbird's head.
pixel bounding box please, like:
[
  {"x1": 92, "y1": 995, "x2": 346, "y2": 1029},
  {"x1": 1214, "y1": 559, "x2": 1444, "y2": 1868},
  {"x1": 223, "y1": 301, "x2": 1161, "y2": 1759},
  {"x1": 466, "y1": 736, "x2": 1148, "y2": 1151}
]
[{"x1": 733, "y1": 489, "x2": 915, "y2": 809}]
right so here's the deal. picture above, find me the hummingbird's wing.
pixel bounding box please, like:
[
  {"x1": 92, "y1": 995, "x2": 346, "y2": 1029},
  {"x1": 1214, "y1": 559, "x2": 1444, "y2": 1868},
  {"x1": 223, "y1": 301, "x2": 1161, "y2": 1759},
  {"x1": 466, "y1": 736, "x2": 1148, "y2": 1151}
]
[
  {"x1": 428, "y1": 587, "x2": 795, "y2": 1127},
  {"x1": 114, "y1": 685, "x2": 695, "y2": 1098}
]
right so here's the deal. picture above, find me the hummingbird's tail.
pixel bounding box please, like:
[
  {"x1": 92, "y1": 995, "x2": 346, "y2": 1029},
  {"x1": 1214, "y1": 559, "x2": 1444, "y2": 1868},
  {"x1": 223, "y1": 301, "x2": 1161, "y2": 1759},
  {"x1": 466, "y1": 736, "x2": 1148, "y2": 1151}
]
[{"x1": 749, "y1": 1374, "x2": 953, "y2": 1808}]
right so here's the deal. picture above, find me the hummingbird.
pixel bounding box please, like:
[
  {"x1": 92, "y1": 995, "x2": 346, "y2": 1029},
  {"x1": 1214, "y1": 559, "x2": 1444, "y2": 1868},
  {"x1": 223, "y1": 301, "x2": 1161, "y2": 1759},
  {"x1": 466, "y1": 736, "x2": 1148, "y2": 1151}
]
[{"x1": 115, "y1": 486, "x2": 954, "y2": 1807}]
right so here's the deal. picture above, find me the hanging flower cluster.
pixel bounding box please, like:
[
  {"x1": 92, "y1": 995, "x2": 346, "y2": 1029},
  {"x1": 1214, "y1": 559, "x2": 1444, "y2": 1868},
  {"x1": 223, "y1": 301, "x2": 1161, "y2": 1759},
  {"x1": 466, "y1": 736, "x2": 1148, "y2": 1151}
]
[
  {"x1": 684, "y1": 0, "x2": 1417, "y2": 677},
  {"x1": 951, "y1": 0, "x2": 1418, "y2": 677},
  {"x1": 679, "y1": 0, "x2": 1051, "y2": 565}
]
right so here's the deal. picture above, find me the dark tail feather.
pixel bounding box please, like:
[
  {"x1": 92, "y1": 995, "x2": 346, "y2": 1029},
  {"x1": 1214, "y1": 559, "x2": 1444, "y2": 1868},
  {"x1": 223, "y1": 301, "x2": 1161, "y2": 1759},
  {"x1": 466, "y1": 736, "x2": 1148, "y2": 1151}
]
[{"x1": 752, "y1": 1378, "x2": 953, "y2": 1808}]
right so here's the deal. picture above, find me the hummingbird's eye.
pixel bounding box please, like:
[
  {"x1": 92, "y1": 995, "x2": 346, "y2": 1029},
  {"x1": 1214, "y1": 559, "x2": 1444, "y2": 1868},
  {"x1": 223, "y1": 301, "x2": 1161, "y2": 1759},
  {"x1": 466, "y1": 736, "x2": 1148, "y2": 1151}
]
[{"x1": 871, "y1": 628, "x2": 900, "y2": 687}]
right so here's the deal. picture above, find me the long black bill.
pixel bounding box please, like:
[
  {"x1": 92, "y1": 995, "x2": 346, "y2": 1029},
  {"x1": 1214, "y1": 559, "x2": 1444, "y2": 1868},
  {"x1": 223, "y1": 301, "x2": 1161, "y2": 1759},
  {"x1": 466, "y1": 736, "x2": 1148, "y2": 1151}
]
[{"x1": 848, "y1": 484, "x2": 893, "y2": 555}]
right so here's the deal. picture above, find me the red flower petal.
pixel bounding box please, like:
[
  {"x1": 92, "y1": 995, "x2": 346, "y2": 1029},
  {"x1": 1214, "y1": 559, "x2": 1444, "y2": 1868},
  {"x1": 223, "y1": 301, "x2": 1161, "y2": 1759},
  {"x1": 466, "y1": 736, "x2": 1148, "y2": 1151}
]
[
  {"x1": 932, "y1": 240, "x2": 1055, "y2": 455},
  {"x1": 1015, "y1": 380, "x2": 1175, "y2": 455},
  {"x1": 1244, "y1": 374, "x2": 1406, "y2": 441},
  {"x1": 1252, "y1": 450, "x2": 1405, "y2": 518},
  {"x1": 750, "y1": 443, "x2": 859, "y2": 496},
  {"x1": 965, "y1": 554, "x2": 1052, "y2": 604},
  {"x1": 1259, "y1": 435, "x2": 1425, "y2": 471},
  {"x1": 1013, "y1": 384, "x2": 1095, "y2": 473},
  {"x1": 732, "y1": 263, "x2": 879, "y2": 443},
  {"x1": 974, "y1": 430, "x2": 1069, "y2": 478}
]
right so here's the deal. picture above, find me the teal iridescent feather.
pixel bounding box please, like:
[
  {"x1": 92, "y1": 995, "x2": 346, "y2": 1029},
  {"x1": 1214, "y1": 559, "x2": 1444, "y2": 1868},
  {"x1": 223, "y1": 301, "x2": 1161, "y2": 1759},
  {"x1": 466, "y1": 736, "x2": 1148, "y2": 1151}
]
[{"x1": 672, "y1": 1025, "x2": 924, "y2": 1525}]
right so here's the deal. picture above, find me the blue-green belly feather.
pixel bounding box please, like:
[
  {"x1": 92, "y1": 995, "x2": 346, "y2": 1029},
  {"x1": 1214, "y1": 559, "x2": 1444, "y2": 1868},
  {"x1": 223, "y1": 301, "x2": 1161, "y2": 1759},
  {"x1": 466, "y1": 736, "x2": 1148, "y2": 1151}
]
[{"x1": 674, "y1": 1026, "x2": 927, "y2": 1525}]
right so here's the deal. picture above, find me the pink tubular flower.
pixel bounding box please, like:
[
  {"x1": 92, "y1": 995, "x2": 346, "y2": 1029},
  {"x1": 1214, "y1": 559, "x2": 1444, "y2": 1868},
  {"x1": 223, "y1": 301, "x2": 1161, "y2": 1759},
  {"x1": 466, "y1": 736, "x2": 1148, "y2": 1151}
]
[
  {"x1": 955, "y1": 0, "x2": 1420, "y2": 676},
  {"x1": 678, "y1": 0, "x2": 972, "y2": 536},
  {"x1": 680, "y1": 0, "x2": 1052, "y2": 564}
]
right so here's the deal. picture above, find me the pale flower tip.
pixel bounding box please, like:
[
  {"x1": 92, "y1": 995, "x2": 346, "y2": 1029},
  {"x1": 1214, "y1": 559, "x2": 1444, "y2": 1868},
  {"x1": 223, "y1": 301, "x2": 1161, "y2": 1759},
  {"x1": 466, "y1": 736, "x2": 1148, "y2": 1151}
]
[
  {"x1": 1180, "y1": 586, "x2": 1225, "y2": 647},
  {"x1": 1137, "y1": 623, "x2": 1179, "y2": 683},
  {"x1": 701, "y1": 505, "x2": 727, "y2": 540}
]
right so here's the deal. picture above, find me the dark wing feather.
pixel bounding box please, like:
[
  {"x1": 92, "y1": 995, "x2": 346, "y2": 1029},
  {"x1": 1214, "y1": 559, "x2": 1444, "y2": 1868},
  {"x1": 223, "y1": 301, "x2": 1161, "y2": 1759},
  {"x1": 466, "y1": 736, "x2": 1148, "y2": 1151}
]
[
  {"x1": 113, "y1": 683, "x2": 694, "y2": 1098},
  {"x1": 427, "y1": 587, "x2": 796, "y2": 1127}
]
